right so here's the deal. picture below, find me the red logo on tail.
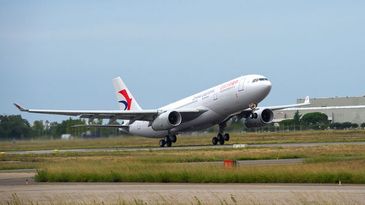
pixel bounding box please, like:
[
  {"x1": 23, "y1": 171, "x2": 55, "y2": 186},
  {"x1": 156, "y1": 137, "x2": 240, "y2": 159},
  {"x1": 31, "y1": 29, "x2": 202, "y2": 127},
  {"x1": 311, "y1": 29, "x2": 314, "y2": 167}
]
[{"x1": 118, "y1": 89, "x2": 132, "y2": 110}]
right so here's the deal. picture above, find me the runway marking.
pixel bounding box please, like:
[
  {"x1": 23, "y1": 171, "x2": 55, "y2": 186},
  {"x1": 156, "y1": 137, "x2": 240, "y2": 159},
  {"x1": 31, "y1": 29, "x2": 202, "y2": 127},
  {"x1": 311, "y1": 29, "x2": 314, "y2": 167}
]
[{"x1": 180, "y1": 158, "x2": 305, "y2": 166}]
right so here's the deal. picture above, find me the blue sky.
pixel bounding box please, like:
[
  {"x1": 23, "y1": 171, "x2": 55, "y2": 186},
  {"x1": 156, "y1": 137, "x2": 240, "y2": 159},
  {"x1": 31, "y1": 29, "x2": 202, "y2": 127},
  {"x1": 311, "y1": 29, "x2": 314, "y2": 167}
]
[{"x1": 1, "y1": 1, "x2": 365, "y2": 122}]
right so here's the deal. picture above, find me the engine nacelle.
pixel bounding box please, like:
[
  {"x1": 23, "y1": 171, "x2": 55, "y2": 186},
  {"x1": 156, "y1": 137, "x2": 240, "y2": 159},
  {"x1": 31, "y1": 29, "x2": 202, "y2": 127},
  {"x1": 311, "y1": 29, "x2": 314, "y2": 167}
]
[
  {"x1": 151, "y1": 111, "x2": 182, "y2": 131},
  {"x1": 244, "y1": 108, "x2": 274, "y2": 128}
]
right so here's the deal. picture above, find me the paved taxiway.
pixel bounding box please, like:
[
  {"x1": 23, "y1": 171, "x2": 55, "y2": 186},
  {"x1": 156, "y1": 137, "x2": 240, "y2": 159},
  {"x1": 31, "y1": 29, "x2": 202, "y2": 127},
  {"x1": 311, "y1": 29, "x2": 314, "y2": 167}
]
[
  {"x1": 5, "y1": 141, "x2": 365, "y2": 155},
  {"x1": 1, "y1": 170, "x2": 365, "y2": 204},
  {"x1": 1, "y1": 182, "x2": 364, "y2": 205}
]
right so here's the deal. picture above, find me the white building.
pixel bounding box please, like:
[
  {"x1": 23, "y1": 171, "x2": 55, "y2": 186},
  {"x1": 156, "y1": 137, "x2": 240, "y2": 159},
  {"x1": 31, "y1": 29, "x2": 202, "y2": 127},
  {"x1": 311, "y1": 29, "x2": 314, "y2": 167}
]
[{"x1": 274, "y1": 96, "x2": 365, "y2": 124}]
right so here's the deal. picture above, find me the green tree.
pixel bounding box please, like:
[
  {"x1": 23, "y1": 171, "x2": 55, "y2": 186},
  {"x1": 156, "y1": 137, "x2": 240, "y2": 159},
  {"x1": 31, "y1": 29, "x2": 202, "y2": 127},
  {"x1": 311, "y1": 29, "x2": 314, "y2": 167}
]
[
  {"x1": 351, "y1": 123, "x2": 359, "y2": 129},
  {"x1": 279, "y1": 119, "x2": 295, "y2": 130},
  {"x1": 87, "y1": 119, "x2": 120, "y2": 137},
  {"x1": 278, "y1": 111, "x2": 302, "y2": 131},
  {"x1": 293, "y1": 111, "x2": 301, "y2": 124},
  {"x1": 330, "y1": 122, "x2": 343, "y2": 130},
  {"x1": 56, "y1": 118, "x2": 86, "y2": 137},
  {"x1": 361, "y1": 123, "x2": 365, "y2": 129},
  {"x1": 300, "y1": 112, "x2": 329, "y2": 130},
  {"x1": 32, "y1": 120, "x2": 45, "y2": 137},
  {"x1": 0, "y1": 115, "x2": 32, "y2": 139},
  {"x1": 330, "y1": 122, "x2": 359, "y2": 130},
  {"x1": 341, "y1": 122, "x2": 353, "y2": 129}
]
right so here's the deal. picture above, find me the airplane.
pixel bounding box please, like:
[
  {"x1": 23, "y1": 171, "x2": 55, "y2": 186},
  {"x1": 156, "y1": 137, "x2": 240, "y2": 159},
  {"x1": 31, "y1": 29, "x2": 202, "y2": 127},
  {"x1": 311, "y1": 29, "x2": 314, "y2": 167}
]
[{"x1": 14, "y1": 74, "x2": 310, "y2": 147}]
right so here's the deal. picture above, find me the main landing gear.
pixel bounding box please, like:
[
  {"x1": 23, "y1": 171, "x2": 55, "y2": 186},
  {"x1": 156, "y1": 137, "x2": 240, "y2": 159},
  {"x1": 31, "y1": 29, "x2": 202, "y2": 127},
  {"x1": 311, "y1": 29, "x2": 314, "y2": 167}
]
[
  {"x1": 212, "y1": 122, "x2": 230, "y2": 145},
  {"x1": 159, "y1": 134, "x2": 177, "y2": 147},
  {"x1": 212, "y1": 133, "x2": 230, "y2": 145}
]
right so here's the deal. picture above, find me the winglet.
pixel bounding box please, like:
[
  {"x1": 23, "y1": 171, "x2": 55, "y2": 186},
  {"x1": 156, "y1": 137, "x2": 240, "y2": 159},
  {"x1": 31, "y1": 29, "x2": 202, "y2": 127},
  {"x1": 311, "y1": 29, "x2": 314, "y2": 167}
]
[
  {"x1": 304, "y1": 96, "x2": 310, "y2": 104},
  {"x1": 13, "y1": 103, "x2": 28, "y2": 112}
]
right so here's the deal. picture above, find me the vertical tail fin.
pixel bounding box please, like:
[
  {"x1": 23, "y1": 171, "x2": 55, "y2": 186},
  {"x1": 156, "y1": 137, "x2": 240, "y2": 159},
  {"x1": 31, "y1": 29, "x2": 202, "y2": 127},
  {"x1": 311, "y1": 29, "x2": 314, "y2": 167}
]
[{"x1": 112, "y1": 77, "x2": 142, "y2": 111}]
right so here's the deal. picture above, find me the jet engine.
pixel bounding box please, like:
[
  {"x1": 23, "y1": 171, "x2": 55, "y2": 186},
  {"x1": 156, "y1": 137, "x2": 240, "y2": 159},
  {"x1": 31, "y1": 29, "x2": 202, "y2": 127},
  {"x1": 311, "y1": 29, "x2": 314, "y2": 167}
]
[
  {"x1": 244, "y1": 108, "x2": 274, "y2": 128},
  {"x1": 151, "y1": 111, "x2": 182, "y2": 131}
]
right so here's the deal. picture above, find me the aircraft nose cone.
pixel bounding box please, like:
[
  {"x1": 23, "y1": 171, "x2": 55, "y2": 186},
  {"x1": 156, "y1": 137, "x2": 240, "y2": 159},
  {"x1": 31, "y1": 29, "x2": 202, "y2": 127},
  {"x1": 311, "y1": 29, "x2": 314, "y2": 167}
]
[
  {"x1": 262, "y1": 81, "x2": 272, "y2": 94},
  {"x1": 266, "y1": 81, "x2": 272, "y2": 90}
]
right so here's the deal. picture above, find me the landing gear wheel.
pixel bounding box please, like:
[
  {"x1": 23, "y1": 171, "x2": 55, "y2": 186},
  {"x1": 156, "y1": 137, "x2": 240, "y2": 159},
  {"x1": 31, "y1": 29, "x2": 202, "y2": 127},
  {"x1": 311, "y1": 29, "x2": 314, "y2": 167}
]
[
  {"x1": 224, "y1": 133, "x2": 230, "y2": 141},
  {"x1": 251, "y1": 113, "x2": 258, "y2": 119},
  {"x1": 164, "y1": 136, "x2": 172, "y2": 147},
  {"x1": 159, "y1": 139, "x2": 166, "y2": 147},
  {"x1": 169, "y1": 135, "x2": 177, "y2": 143},
  {"x1": 212, "y1": 137, "x2": 218, "y2": 145},
  {"x1": 216, "y1": 122, "x2": 228, "y2": 145},
  {"x1": 217, "y1": 133, "x2": 225, "y2": 145}
]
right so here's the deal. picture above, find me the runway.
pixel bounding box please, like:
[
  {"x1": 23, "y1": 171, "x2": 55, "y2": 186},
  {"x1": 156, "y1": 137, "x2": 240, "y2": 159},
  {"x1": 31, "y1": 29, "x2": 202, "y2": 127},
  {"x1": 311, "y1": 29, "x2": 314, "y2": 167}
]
[
  {"x1": 5, "y1": 141, "x2": 365, "y2": 155},
  {"x1": 1, "y1": 182, "x2": 364, "y2": 205},
  {"x1": 2, "y1": 141, "x2": 365, "y2": 204},
  {"x1": 1, "y1": 160, "x2": 364, "y2": 205}
]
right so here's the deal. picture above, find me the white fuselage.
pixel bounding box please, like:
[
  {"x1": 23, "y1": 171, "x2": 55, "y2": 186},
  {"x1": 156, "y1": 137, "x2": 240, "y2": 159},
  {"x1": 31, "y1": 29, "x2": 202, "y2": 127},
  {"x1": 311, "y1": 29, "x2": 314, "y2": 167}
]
[{"x1": 129, "y1": 74, "x2": 272, "y2": 137}]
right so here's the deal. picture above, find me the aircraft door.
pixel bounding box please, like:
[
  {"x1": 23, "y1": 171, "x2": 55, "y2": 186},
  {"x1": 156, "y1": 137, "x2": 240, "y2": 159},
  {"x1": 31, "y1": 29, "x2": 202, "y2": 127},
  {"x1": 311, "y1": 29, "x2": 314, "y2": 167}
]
[
  {"x1": 213, "y1": 88, "x2": 218, "y2": 101},
  {"x1": 238, "y1": 79, "x2": 246, "y2": 91}
]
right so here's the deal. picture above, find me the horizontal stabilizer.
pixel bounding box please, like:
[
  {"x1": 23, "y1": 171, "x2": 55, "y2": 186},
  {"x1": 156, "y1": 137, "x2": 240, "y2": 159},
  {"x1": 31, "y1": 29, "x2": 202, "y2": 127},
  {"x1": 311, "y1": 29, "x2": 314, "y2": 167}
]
[{"x1": 71, "y1": 124, "x2": 129, "y2": 128}]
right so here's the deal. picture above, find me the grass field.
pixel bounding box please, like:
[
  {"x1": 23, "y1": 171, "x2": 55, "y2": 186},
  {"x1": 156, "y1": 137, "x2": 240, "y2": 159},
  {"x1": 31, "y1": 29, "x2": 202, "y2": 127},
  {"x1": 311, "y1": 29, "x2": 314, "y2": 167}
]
[
  {"x1": 1, "y1": 130, "x2": 365, "y2": 151},
  {"x1": 1, "y1": 130, "x2": 365, "y2": 184},
  {"x1": 30, "y1": 143, "x2": 365, "y2": 183},
  {"x1": 35, "y1": 159, "x2": 365, "y2": 183},
  {"x1": 1, "y1": 145, "x2": 365, "y2": 183}
]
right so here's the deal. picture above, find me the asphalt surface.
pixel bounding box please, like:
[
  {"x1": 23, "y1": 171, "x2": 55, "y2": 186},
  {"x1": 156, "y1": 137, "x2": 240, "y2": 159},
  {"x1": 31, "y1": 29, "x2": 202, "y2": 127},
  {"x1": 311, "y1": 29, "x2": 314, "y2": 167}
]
[
  {"x1": 0, "y1": 157, "x2": 353, "y2": 205},
  {"x1": 1, "y1": 182, "x2": 364, "y2": 205},
  {"x1": 5, "y1": 141, "x2": 365, "y2": 155},
  {"x1": 0, "y1": 145, "x2": 364, "y2": 205},
  {"x1": 0, "y1": 171, "x2": 35, "y2": 186}
]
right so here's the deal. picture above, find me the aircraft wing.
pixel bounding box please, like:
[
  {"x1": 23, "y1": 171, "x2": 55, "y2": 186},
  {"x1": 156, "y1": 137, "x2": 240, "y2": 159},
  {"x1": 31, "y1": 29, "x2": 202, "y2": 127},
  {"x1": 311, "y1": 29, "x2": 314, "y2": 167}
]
[
  {"x1": 72, "y1": 124, "x2": 129, "y2": 128},
  {"x1": 249, "y1": 96, "x2": 365, "y2": 112},
  {"x1": 14, "y1": 103, "x2": 206, "y2": 122},
  {"x1": 281, "y1": 105, "x2": 365, "y2": 111},
  {"x1": 255, "y1": 96, "x2": 311, "y2": 111},
  {"x1": 235, "y1": 96, "x2": 311, "y2": 119}
]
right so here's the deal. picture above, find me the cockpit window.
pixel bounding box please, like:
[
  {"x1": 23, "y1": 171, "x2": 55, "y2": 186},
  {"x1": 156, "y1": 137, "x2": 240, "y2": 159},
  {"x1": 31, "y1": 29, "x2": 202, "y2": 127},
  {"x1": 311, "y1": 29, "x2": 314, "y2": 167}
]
[{"x1": 252, "y1": 78, "x2": 268, "y2": 83}]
